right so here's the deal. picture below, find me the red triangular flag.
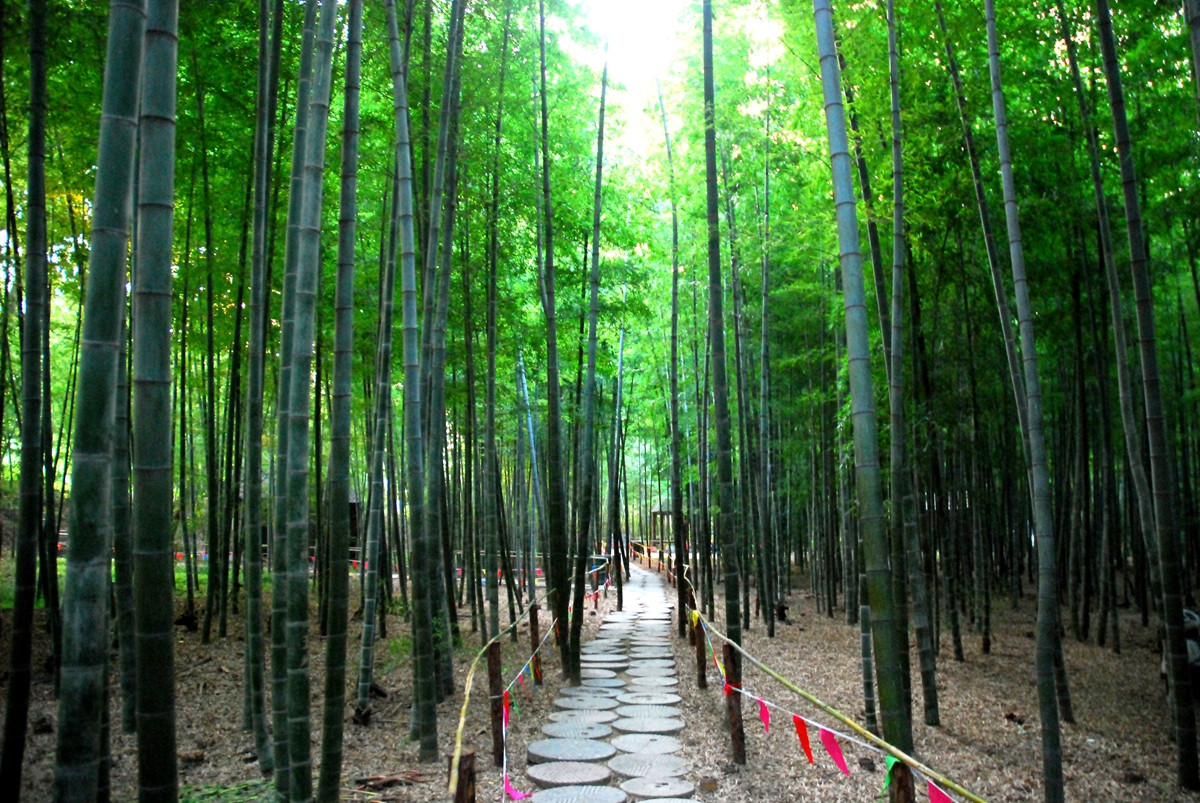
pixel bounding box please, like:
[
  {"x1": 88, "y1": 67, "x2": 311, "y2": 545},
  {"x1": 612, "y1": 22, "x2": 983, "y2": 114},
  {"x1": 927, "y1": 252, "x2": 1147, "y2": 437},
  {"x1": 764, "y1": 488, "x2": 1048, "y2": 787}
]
[
  {"x1": 504, "y1": 776, "x2": 531, "y2": 800},
  {"x1": 928, "y1": 781, "x2": 953, "y2": 802},
  {"x1": 723, "y1": 681, "x2": 732, "y2": 697},
  {"x1": 502, "y1": 690, "x2": 510, "y2": 728},
  {"x1": 819, "y1": 727, "x2": 850, "y2": 776},
  {"x1": 758, "y1": 699, "x2": 770, "y2": 733},
  {"x1": 793, "y1": 715, "x2": 814, "y2": 763}
]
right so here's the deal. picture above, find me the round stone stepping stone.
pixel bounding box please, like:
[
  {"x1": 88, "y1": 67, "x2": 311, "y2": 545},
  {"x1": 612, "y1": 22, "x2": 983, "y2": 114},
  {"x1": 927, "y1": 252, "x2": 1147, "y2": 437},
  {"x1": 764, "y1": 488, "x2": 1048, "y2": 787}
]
[
  {"x1": 581, "y1": 662, "x2": 629, "y2": 673},
  {"x1": 555, "y1": 696, "x2": 619, "y2": 710},
  {"x1": 616, "y1": 692, "x2": 681, "y2": 706},
  {"x1": 615, "y1": 704, "x2": 682, "y2": 719},
  {"x1": 581, "y1": 668, "x2": 617, "y2": 679},
  {"x1": 608, "y1": 753, "x2": 689, "y2": 779},
  {"x1": 629, "y1": 649, "x2": 673, "y2": 659},
  {"x1": 531, "y1": 785, "x2": 628, "y2": 803},
  {"x1": 619, "y1": 777, "x2": 694, "y2": 799},
  {"x1": 560, "y1": 686, "x2": 622, "y2": 698},
  {"x1": 627, "y1": 659, "x2": 675, "y2": 670},
  {"x1": 549, "y1": 710, "x2": 618, "y2": 724},
  {"x1": 527, "y1": 760, "x2": 613, "y2": 788},
  {"x1": 582, "y1": 678, "x2": 627, "y2": 689},
  {"x1": 579, "y1": 652, "x2": 627, "y2": 662},
  {"x1": 527, "y1": 738, "x2": 618, "y2": 765},
  {"x1": 625, "y1": 666, "x2": 676, "y2": 678},
  {"x1": 542, "y1": 721, "x2": 614, "y2": 739},
  {"x1": 631, "y1": 676, "x2": 678, "y2": 688},
  {"x1": 612, "y1": 717, "x2": 685, "y2": 735},
  {"x1": 611, "y1": 733, "x2": 683, "y2": 754}
]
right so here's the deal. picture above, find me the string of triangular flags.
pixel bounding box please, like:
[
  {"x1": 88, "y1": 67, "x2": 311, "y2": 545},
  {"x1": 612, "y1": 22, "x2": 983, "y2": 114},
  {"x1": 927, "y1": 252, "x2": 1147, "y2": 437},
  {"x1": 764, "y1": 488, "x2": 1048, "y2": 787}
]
[
  {"x1": 495, "y1": 618, "x2": 558, "y2": 801},
  {"x1": 695, "y1": 610, "x2": 959, "y2": 803}
]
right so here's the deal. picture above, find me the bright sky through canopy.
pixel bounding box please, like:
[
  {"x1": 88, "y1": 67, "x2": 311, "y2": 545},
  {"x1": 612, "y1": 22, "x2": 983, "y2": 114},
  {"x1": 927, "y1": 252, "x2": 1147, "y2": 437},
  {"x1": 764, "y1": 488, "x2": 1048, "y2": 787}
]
[{"x1": 573, "y1": 0, "x2": 691, "y2": 153}]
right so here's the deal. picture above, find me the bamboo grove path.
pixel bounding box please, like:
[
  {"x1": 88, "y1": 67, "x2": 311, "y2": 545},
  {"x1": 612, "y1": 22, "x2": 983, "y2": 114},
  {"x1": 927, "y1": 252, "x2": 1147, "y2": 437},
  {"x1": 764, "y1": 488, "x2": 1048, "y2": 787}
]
[{"x1": 519, "y1": 565, "x2": 695, "y2": 801}]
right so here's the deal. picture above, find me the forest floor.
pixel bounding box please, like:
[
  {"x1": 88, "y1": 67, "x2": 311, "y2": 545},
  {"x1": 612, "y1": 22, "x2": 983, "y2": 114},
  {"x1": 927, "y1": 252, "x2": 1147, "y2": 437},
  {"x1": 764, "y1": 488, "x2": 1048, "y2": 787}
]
[{"x1": 4, "y1": 562, "x2": 1200, "y2": 802}]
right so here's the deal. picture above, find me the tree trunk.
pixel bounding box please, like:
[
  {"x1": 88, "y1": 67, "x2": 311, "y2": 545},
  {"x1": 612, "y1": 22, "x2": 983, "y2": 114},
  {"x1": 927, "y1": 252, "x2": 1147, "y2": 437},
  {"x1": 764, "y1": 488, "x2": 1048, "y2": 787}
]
[
  {"x1": 537, "y1": 0, "x2": 573, "y2": 679},
  {"x1": 0, "y1": 0, "x2": 46, "y2": 787},
  {"x1": 985, "y1": 2, "x2": 1067, "y2": 796},
  {"x1": 384, "y1": 0, "x2": 438, "y2": 762},
  {"x1": 55, "y1": 1, "x2": 144, "y2": 797},
  {"x1": 812, "y1": 0, "x2": 911, "y2": 755},
  {"x1": 887, "y1": 0, "x2": 939, "y2": 729},
  {"x1": 1095, "y1": 0, "x2": 1199, "y2": 788},
  {"x1": 569, "y1": 59, "x2": 608, "y2": 681},
  {"x1": 703, "y1": 0, "x2": 741, "y2": 664},
  {"x1": 318, "y1": 2, "x2": 361, "y2": 799}
]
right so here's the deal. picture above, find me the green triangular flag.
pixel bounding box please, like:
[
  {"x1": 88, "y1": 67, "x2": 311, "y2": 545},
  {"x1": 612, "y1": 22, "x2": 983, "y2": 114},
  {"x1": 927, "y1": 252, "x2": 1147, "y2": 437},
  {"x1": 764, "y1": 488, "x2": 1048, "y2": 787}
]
[{"x1": 880, "y1": 756, "x2": 900, "y2": 797}]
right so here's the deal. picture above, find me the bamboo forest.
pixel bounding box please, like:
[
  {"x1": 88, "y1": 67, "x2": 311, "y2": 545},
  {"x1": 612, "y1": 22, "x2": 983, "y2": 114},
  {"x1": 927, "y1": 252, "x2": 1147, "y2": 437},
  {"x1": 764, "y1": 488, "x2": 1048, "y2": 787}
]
[{"x1": 0, "y1": 0, "x2": 1199, "y2": 800}]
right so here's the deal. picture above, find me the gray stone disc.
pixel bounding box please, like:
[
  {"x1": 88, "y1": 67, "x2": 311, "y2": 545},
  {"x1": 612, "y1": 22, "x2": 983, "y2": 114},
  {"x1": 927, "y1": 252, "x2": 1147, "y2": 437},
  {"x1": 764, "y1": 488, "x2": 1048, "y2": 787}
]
[
  {"x1": 615, "y1": 692, "x2": 681, "y2": 706},
  {"x1": 530, "y1": 785, "x2": 629, "y2": 803},
  {"x1": 549, "y1": 710, "x2": 618, "y2": 724},
  {"x1": 527, "y1": 738, "x2": 618, "y2": 765},
  {"x1": 527, "y1": 760, "x2": 613, "y2": 788},
  {"x1": 578, "y1": 652, "x2": 627, "y2": 662},
  {"x1": 581, "y1": 662, "x2": 629, "y2": 673},
  {"x1": 554, "y1": 696, "x2": 619, "y2": 710},
  {"x1": 612, "y1": 717, "x2": 685, "y2": 734},
  {"x1": 608, "y1": 753, "x2": 689, "y2": 779},
  {"x1": 582, "y1": 678, "x2": 627, "y2": 689},
  {"x1": 619, "y1": 777, "x2": 694, "y2": 799},
  {"x1": 625, "y1": 666, "x2": 676, "y2": 678},
  {"x1": 610, "y1": 733, "x2": 683, "y2": 754},
  {"x1": 542, "y1": 721, "x2": 614, "y2": 739},
  {"x1": 561, "y1": 686, "x2": 622, "y2": 698},
  {"x1": 629, "y1": 649, "x2": 673, "y2": 659},
  {"x1": 627, "y1": 659, "x2": 675, "y2": 670},
  {"x1": 631, "y1": 676, "x2": 678, "y2": 687},
  {"x1": 615, "y1": 704, "x2": 682, "y2": 719},
  {"x1": 580, "y1": 668, "x2": 617, "y2": 679}
]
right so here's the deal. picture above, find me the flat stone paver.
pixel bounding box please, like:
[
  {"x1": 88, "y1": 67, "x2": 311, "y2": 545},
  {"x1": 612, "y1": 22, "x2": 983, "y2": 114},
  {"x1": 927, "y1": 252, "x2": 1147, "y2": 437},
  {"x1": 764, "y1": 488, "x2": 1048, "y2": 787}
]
[
  {"x1": 611, "y1": 716, "x2": 685, "y2": 734},
  {"x1": 528, "y1": 738, "x2": 618, "y2": 764},
  {"x1": 549, "y1": 710, "x2": 619, "y2": 724},
  {"x1": 615, "y1": 692, "x2": 680, "y2": 705},
  {"x1": 619, "y1": 777, "x2": 695, "y2": 800},
  {"x1": 610, "y1": 733, "x2": 682, "y2": 754},
  {"x1": 608, "y1": 753, "x2": 689, "y2": 779},
  {"x1": 530, "y1": 786, "x2": 629, "y2": 802},
  {"x1": 528, "y1": 761, "x2": 614, "y2": 788},
  {"x1": 542, "y1": 721, "x2": 615, "y2": 739}
]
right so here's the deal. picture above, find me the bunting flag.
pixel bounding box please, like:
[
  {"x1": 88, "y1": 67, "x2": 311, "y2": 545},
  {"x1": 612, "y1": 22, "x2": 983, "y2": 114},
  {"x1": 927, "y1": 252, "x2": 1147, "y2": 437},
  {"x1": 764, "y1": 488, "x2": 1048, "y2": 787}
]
[
  {"x1": 758, "y1": 698, "x2": 770, "y2": 734},
  {"x1": 504, "y1": 776, "x2": 531, "y2": 800},
  {"x1": 792, "y1": 715, "x2": 814, "y2": 763},
  {"x1": 502, "y1": 690, "x2": 510, "y2": 728},
  {"x1": 819, "y1": 727, "x2": 850, "y2": 776},
  {"x1": 928, "y1": 781, "x2": 953, "y2": 803},
  {"x1": 880, "y1": 755, "x2": 899, "y2": 795},
  {"x1": 723, "y1": 681, "x2": 732, "y2": 697}
]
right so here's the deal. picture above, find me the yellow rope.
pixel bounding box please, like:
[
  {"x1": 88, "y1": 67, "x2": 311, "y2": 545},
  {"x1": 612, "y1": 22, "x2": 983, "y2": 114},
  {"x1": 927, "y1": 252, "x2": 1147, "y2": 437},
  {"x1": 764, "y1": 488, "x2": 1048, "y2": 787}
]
[
  {"x1": 446, "y1": 601, "x2": 549, "y2": 798},
  {"x1": 692, "y1": 608, "x2": 988, "y2": 803}
]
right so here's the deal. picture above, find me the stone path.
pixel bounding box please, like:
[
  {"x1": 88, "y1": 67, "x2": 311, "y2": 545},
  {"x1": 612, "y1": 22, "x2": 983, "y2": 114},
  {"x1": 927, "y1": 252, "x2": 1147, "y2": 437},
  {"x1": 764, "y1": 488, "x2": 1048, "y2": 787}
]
[{"x1": 522, "y1": 566, "x2": 695, "y2": 802}]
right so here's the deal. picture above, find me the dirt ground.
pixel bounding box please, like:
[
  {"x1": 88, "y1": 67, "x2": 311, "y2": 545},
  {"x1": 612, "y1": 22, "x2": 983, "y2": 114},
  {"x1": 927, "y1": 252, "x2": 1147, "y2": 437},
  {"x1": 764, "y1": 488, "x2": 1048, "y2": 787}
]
[{"x1": 5, "y1": 563, "x2": 1200, "y2": 802}]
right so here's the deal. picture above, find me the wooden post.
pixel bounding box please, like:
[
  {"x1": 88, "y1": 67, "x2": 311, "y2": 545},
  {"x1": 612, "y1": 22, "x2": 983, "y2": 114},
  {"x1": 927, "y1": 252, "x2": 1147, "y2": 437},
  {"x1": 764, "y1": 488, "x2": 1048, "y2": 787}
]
[
  {"x1": 695, "y1": 617, "x2": 707, "y2": 689},
  {"x1": 450, "y1": 751, "x2": 476, "y2": 803},
  {"x1": 724, "y1": 643, "x2": 746, "y2": 764},
  {"x1": 488, "y1": 641, "x2": 503, "y2": 766},
  {"x1": 529, "y1": 603, "x2": 542, "y2": 685},
  {"x1": 890, "y1": 761, "x2": 916, "y2": 803}
]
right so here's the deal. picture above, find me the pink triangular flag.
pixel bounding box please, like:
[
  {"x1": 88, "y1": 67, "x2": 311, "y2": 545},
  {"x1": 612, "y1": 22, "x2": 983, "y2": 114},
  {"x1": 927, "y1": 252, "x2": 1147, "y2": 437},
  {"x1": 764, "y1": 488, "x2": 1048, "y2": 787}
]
[
  {"x1": 793, "y1": 715, "x2": 814, "y2": 763},
  {"x1": 819, "y1": 727, "x2": 850, "y2": 776},
  {"x1": 504, "y1": 776, "x2": 531, "y2": 800},
  {"x1": 758, "y1": 699, "x2": 770, "y2": 733},
  {"x1": 928, "y1": 780, "x2": 953, "y2": 803}
]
